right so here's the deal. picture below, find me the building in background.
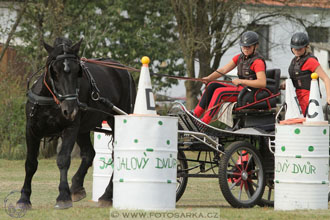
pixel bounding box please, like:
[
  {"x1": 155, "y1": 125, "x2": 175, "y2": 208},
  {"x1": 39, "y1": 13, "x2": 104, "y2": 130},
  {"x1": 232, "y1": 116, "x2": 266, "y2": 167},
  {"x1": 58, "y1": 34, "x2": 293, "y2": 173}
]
[
  {"x1": 310, "y1": 43, "x2": 330, "y2": 106},
  {"x1": 0, "y1": 1, "x2": 26, "y2": 75}
]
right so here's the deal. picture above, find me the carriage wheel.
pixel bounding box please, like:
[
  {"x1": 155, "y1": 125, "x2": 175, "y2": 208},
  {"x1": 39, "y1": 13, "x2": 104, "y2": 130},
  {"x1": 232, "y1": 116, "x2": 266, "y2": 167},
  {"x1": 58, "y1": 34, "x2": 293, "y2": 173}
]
[
  {"x1": 176, "y1": 150, "x2": 188, "y2": 202},
  {"x1": 219, "y1": 141, "x2": 265, "y2": 208}
]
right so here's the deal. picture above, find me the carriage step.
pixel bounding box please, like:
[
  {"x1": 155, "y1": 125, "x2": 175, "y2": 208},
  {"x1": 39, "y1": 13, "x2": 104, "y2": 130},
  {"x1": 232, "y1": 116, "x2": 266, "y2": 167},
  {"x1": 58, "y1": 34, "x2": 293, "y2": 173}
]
[{"x1": 181, "y1": 110, "x2": 206, "y2": 132}]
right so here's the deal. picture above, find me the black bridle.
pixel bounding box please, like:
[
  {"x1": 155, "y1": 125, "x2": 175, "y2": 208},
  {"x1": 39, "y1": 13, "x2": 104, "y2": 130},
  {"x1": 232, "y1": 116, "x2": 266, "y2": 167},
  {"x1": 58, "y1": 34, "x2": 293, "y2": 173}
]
[
  {"x1": 45, "y1": 44, "x2": 81, "y2": 103},
  {"x1": 27, "y1": 43, "x2": 128, "y2": 118}
]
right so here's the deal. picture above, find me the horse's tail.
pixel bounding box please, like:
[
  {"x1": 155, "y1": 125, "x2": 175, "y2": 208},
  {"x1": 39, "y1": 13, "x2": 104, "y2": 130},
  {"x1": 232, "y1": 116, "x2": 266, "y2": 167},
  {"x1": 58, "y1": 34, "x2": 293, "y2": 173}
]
[{"x1": 128, "y1": 71, "x2": 136, "y2": 114}]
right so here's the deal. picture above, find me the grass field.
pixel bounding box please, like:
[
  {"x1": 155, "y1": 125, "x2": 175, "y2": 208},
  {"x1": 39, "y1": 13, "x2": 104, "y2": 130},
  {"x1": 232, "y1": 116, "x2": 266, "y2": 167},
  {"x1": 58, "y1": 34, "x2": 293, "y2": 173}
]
[{"x1": 0, "y1": 158, "x2": 330, "y2": 220}]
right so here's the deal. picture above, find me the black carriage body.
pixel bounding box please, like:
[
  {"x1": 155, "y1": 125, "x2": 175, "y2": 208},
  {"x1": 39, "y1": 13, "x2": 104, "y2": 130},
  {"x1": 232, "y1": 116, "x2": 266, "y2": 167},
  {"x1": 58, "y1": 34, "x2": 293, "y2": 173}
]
[
  {"x1": 173, "y1": 69, "x2": 281, "y2": 208},
  {"x1": 174, "y1": 103, "x2": 276, "y2": 208}
]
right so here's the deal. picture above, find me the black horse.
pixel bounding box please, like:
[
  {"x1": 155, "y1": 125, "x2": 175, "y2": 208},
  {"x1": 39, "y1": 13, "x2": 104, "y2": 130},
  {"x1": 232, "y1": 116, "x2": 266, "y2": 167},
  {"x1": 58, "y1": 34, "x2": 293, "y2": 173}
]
[{"x1": 17, "y1": 37, "x2": 136, "y2": 209}]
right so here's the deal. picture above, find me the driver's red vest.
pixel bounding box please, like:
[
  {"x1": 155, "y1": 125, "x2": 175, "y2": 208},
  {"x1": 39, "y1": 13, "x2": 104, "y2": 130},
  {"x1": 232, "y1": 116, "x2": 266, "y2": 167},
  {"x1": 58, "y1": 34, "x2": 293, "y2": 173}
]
[
  {"x1": 237, "y1": 52, "x2": 266, "y2": 80},
  {"x1": 288, "y1": 53, "x2": 317, "y2": 90}
]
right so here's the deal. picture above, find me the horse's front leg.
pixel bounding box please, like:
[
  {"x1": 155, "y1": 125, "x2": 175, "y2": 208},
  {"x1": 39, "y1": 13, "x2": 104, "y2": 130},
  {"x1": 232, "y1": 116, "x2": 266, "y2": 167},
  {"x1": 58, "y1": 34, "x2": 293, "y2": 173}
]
[
  {"x1": 71, "y1": 132, "x2": 95, "y2": 202},
  {"x1": 17, "y1": 127, "x2": 41, "y2": 209},
  {"x1": 55, "y1": 127, "x2": 78, "y2": 209}
]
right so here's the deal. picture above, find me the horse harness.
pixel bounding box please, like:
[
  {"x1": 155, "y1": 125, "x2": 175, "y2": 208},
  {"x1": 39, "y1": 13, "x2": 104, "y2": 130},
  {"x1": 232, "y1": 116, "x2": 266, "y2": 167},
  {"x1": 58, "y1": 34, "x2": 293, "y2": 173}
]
[{"x1": 27, "y1": 46, "x2": 127, "y2": 118}]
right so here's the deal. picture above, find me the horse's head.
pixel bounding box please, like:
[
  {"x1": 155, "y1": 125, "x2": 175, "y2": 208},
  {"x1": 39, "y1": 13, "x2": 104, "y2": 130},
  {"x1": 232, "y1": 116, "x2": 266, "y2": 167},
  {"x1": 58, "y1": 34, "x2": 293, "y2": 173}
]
[{"x1": 44, "y1": 37, "x2": 83, "y2": 121}]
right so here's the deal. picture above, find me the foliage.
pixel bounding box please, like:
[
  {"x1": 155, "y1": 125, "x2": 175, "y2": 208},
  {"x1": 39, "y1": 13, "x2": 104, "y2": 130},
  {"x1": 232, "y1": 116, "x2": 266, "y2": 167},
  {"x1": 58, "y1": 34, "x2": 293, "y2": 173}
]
[
  {"x1": 0, "y1": 72, "x2": 26, "y2": 159},
  {"x1": 170, "y1": 0, "x2": 282, "y2": 108},
  {"x1": 13, "y1": 0, "x2": 184, "y2": 93},
  {"x1": 0, "y1": 0, "x2": 186, "y2": 159}
]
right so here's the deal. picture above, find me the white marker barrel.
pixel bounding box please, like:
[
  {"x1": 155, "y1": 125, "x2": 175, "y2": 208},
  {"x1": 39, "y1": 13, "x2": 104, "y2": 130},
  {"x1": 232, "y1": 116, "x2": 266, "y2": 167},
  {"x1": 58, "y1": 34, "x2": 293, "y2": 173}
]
[
  {"x1": 274, "y1": 124, "x2": 329, "y2": 210},
  {"x1": 113, "y1": 115, "x2": 178, "y2": 210},
  {"x1": 92, "y1": 121, "x2": 113, "y2": 202}
]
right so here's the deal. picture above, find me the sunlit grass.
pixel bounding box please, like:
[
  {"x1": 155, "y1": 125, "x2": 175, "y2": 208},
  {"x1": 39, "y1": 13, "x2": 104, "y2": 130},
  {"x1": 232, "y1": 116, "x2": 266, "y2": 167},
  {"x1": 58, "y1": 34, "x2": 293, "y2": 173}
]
[{"x1": 0, "y1": 158, "x2": 329, "y2": 220}]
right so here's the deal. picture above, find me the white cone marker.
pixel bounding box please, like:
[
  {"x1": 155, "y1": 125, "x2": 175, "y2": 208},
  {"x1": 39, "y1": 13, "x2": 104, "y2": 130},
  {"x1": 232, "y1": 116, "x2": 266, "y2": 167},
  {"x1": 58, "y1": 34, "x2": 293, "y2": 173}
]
[
  {"x1": 285, "y1": 79, "x2": 304, "y2": 120},
  {"x1": 304, "y1": 73, "x2": 328, "y2": 124},
  {"x1": 133, "y1": 56, "x2": 157, "y2": 115}
]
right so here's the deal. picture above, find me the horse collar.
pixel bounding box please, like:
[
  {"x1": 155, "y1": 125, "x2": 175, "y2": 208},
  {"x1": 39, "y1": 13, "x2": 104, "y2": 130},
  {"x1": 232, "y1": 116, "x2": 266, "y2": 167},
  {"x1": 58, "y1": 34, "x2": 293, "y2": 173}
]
[{"x1": 27, "y1": 89, "x2": 57, "y2": 106}]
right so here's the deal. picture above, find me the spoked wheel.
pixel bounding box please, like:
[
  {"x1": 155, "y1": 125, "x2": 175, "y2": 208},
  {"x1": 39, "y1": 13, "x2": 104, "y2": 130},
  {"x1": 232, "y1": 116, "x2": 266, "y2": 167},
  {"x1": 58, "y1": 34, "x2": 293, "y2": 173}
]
[
  {"x1": 176, "y1": 150, "x2": 188, "y2": 202},
  {"x1": 219, "y1": 141, "x2": 265, "y2": 208}
]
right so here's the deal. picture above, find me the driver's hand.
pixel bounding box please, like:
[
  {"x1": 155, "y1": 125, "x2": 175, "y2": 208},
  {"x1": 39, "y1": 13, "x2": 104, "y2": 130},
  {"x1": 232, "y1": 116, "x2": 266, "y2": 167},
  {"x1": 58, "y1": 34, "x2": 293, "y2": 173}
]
[
  {"x1": 202, "y1": 77, "x2": 211, "y2": 85},
  {"x1": 327, "y1": 97, "x2": 330, "y2": 105},
  {"x1": 232, "y1": 78, "x2": 241, "y2": 86}
]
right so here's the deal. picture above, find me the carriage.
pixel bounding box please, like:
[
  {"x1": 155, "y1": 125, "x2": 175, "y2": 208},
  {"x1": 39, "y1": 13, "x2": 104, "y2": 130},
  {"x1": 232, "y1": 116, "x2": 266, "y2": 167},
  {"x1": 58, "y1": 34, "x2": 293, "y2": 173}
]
[{"x1": 170, "y1": 68, "x2": 282, "y2": 208}]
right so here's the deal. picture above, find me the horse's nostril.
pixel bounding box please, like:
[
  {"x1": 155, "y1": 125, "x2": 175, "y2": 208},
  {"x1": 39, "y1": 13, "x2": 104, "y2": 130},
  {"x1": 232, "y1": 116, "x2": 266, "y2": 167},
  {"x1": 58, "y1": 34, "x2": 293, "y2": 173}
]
[{"x1": 63, "y1": 110, "x2": 68, "y2": 116}]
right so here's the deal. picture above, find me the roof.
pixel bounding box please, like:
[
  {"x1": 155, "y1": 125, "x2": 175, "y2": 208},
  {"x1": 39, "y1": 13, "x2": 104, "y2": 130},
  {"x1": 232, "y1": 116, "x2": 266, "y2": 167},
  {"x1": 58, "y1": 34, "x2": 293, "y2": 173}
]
[{"x1": 246, "y1": 0, "x2": 330, "y2": 9}]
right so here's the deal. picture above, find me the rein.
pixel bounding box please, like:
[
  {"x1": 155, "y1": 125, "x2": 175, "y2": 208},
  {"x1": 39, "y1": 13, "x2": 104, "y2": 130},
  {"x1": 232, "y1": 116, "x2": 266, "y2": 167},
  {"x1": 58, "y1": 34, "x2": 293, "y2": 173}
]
[
  {"x1": 150, "y1": 72, "x2": 232, "y2": 84},
  {"x1": 81, "y1": 58, "x2": 233, "y2": 84},
  {"x1": 81, "y1": 58, "x2": 140, "y2": 72},
  {"x1": 29, "y1": 56, "x2": 235, "y2": 118},
  {"x1": 43, "y1": 69, "x2": 60, "y2": 104},
  {"x1": 80, "y1": 58, "x2": 237, "y2": 121}
]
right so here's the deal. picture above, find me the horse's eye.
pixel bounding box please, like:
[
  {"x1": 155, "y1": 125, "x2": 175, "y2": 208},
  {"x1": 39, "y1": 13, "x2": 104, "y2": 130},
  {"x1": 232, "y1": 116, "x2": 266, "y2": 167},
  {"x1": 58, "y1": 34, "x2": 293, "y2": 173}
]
[{"x1": 51, "y1": 71, "x2": 58, "y2": 80}]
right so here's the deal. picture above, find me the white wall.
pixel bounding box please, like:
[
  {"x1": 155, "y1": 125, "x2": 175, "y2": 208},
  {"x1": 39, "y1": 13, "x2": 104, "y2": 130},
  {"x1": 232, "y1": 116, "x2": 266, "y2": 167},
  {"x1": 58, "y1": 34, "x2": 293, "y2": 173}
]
[
  {"x1": 0, "y1": 2, "x2": 17, "y2": 43},
  {"x1": 313, "y1": 48, "x2": 330, "y2": 74},
  {"x1": 313, "y1": 47, "x2": 330, "y2": 106}
]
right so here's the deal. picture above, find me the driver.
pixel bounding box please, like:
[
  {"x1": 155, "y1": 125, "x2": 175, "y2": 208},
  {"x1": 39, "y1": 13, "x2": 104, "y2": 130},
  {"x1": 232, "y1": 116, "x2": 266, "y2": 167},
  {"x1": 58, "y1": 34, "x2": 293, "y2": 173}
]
[{"x1": 192, "y1": 31, "x2": 267, "y2": 124}]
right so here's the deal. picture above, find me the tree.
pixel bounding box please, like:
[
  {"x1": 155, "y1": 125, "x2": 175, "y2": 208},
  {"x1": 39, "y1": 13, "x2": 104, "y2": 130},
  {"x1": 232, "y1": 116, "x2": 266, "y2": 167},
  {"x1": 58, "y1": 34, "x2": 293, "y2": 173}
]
[
  {"x1": 1, "y1": 0, "x2": 184, "y2": 158},
  {"x1": 0, "y1": 0, "x2": 28, "y2": 62},
  {"x1": 170, "y1": 0, "x2": 329, "y2": 109},
  {"x1": 13, "y1": 0, "x2": 91, "y2": 70},
  {"x1": 171, "y1": 0, "x2": 238, "y2": 109},
  {"x1": 70, "y1": 0, "x2": 185, "y2": 91},
  {"x1": 13, "y1": 0, "x2": 184, "y2": 92},
  {"x1": 171, "y1": 0, "x2": 280, "y2": 109}
]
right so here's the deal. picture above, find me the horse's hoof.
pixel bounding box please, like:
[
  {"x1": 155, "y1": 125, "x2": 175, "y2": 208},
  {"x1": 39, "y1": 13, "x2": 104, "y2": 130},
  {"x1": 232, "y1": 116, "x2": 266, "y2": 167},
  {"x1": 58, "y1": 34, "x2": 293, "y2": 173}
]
[
  {"x1": 98, "y1": 199, "x2": 112, "y2": 207},
  {"x1": 16, "y1": 202, "x2": 32, "y2": 210},
  {"x1": 71, "y1": 188, "x2": 86, "y2": 202},
  {"x1": 54, "y1": 201, "x2": 73, "y2": 209}
]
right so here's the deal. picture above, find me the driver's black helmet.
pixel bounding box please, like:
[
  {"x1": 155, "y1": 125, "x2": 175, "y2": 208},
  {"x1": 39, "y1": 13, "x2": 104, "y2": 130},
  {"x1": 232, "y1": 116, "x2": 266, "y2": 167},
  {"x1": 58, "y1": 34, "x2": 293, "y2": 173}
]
[
  {"x1": 290, "y1": 32, "x2": 309, "y2": 49},
  {"x1": 239, "y1": 31, "x2": 259, "y2": 46}
]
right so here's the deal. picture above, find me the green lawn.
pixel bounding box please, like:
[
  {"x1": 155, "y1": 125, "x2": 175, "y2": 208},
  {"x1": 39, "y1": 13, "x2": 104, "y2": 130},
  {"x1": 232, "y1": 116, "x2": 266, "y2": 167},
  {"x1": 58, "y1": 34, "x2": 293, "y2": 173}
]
[{"x1": 0, "y1": 158, "x2": 329, "y2": 220}]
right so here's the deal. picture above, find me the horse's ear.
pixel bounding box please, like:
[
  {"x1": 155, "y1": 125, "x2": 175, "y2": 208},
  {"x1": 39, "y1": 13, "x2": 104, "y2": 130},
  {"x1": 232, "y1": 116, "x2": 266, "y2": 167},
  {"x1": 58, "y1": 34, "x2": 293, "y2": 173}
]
[
  {"x1": 71, "y1": 38, "x2": 83, "y2": 55},
  {"x1": 43, "y1": 41, "x2": 54, "y2": 54}
]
